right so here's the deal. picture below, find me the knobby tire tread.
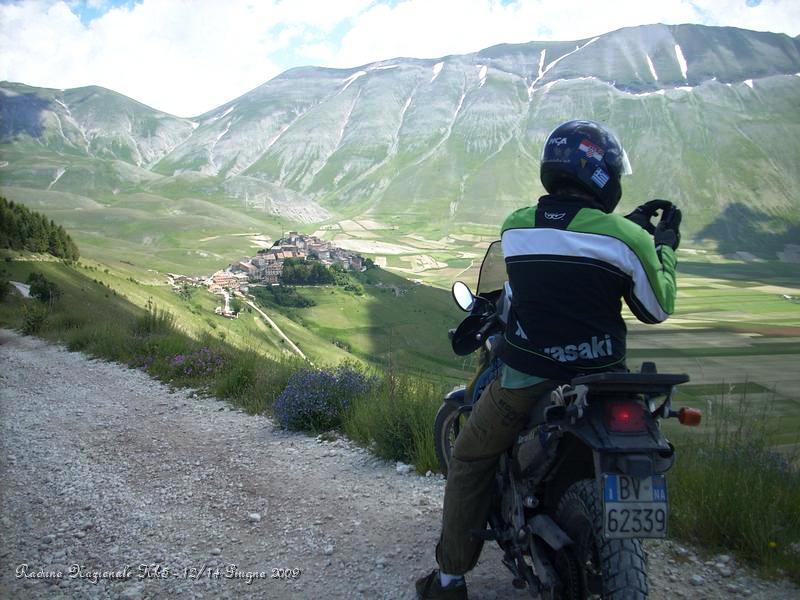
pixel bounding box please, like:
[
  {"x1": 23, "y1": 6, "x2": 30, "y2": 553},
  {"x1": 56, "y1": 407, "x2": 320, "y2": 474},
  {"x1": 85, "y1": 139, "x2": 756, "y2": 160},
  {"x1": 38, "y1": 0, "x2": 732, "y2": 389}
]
[{"x1": 556, "y1": 479, "x2": 648, "y2": 600}]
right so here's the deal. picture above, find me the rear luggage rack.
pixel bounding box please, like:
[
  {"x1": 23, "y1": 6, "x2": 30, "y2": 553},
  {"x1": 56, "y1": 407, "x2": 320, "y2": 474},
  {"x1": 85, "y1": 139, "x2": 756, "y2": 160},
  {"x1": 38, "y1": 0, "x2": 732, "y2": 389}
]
[{"x1": 570, "y1": 372, "x2": 689, "y2": 395}]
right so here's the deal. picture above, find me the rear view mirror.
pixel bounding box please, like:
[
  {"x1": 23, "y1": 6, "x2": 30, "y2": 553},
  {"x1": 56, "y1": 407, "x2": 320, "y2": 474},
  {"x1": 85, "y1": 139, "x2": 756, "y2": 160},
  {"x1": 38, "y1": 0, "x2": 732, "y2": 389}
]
[{"x1": 452, "y1": 281, "x2": 475, "y2": 312}]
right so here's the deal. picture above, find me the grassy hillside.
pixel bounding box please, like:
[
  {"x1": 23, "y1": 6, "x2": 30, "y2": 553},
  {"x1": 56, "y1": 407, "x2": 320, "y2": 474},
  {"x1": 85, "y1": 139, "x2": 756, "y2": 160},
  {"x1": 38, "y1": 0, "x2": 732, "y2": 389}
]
[
  {"x1": 272, "y1": 267, "x2": 466, "y2": 379},
  {"x1": 0, "y1": 185, "x2": 286, "y2": 276}
]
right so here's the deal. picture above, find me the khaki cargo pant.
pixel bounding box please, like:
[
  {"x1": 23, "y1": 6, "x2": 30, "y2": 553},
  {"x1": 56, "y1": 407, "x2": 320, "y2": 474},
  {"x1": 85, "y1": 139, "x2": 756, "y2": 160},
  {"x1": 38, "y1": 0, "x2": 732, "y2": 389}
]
[{"x1": 435, "y1": 377, "x2": 555, "y2": 575}]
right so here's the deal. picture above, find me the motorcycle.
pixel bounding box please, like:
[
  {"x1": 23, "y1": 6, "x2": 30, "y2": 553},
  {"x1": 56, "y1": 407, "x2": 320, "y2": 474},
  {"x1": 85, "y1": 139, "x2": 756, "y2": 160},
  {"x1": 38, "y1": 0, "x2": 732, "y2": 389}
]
[{"x1": 434, "y1": 240, "x2": 702, "y2": 599}]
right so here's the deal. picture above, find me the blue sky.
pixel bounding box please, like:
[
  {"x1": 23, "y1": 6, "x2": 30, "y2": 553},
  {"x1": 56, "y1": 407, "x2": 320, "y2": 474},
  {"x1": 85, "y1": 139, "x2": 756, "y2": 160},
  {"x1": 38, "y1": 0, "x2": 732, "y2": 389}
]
[{"x1": 1, "y1": 0, "x2": 798, "y2": 116}]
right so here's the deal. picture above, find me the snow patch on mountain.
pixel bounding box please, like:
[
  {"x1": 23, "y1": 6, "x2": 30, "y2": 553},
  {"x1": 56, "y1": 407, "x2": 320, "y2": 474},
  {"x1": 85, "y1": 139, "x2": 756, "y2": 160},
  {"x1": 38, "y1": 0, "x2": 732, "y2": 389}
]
[
  {"x1": 47, "y1": 168, "x2": 65, "y2": 190},
  {"x1": 334, "y1": 89, "x2": 362, "y2": 154},
  {"x1": 646, "y1": 54, "x2": 658, "y2": 81},
  {"x1": 341, "y1": 70, "x2": 367, "y2": 93},
  {"x1": 204, "y1": 105, "x2": 236, "y2": 125},
  {"x1": 527, "y1": 49, "x2": 548, "y2": 99},
  {"x1": 675, "y1": 44, "x2": 688, "y2": 79},
  {"x1": 478, "y1": 65, "x2": 488, "y2": 88},
  {"x1": 412, "y1": 82, "x2": 467, "y2": 167},
  {"x1": 205, "y1": 120, "x2": 232, "y2": 174},
  {"x1": 54, "y1": 114, "x2": 71, "y2": 146},
  {"x1": 431, "y1": 62, "x2": 444, "y2": 83},
  {"x1": 528, "y1": 38, "x2": 599, "y2": 99},
  {"x1": 543, "y1": 79, "x2": 562, "y2": 92},
  {"x1": 545, "y1": 37, "x2": 599, "y2": 74},
  {"x1": 631, "y1": 89, "x2": 666, "y2": 97}
]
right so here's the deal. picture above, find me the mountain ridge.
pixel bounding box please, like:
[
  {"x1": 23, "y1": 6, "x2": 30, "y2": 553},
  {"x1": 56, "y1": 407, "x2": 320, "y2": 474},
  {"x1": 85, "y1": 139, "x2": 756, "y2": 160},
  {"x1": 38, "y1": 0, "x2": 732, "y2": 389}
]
[{"x1": 1, "y1": 23, "x2": 799, "y2": 256}]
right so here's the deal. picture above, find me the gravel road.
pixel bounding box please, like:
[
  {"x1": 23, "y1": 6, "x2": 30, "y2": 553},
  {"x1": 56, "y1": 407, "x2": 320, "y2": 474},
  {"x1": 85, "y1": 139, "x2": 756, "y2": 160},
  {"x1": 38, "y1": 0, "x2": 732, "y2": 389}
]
[{"x1": 1, "y1": 329, "x2": 797, "y2": 599}]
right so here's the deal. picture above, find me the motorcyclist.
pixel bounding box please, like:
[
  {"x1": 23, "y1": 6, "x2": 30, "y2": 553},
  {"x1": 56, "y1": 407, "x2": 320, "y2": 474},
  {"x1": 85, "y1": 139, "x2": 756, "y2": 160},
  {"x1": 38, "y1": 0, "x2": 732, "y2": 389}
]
[{"x1": 416, "y1": 119, "x2": 681, "y2": 599}]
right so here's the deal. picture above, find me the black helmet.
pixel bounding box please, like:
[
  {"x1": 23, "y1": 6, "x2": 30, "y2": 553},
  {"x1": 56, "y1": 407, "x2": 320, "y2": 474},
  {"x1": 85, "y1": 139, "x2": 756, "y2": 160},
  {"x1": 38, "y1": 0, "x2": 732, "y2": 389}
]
[{"x1": 540, "y1": 119, "x2": 632, "y2": 213}]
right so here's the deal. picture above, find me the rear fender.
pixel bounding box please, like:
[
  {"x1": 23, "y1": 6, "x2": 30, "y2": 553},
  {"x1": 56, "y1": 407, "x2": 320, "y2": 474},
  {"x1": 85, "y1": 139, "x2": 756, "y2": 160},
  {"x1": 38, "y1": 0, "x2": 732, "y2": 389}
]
[{"x1": 548, "y1": 399, "x2": 675, "y2": 477}]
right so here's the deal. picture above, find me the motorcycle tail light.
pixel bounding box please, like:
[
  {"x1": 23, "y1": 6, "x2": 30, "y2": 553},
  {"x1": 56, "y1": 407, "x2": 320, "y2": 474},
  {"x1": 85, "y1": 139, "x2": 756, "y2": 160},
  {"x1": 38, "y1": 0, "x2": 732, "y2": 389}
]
[
  {"x1": 605, "y1": 401, "x2": 647, "y2": 432},
  {"x1": 678, "y1": 407, "x2": 702, "y2": 426}
]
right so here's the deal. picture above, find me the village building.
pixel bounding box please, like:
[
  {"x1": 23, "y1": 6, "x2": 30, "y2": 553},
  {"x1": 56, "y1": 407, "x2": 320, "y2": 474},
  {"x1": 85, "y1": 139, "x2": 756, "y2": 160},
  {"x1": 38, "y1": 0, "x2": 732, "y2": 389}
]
[{"x1": 211, "y1": 270, "x2": 238, "y2": 289}]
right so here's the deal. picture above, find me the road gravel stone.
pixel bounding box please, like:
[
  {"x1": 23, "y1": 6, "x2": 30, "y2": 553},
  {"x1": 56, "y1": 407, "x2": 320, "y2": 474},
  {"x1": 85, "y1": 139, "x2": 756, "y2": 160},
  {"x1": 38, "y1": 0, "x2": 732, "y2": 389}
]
[{"x1": 0, "y1": 329, "x2": 797, "y2": 599}]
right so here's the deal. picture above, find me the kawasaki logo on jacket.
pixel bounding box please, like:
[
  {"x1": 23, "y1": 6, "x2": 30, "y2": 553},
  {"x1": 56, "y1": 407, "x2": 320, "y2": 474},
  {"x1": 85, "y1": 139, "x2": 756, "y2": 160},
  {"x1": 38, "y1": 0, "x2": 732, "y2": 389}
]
[
  {"x1": 515, "y1": 323, "x2": 613, "y2": 361},
  {"x1": 545, "y1": 336, "x2": 613, "y2": 362}
]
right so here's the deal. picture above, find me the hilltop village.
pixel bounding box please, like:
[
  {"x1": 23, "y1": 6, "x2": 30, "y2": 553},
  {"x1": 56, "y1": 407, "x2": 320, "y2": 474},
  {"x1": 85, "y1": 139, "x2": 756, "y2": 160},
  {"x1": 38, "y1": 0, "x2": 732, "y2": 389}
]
[
  {"x1": 208, "y1": 231, "x2": 364, "y2": 293},
  {"x1": 168, "y1": 233, "x2": 364, "y2": 317}
]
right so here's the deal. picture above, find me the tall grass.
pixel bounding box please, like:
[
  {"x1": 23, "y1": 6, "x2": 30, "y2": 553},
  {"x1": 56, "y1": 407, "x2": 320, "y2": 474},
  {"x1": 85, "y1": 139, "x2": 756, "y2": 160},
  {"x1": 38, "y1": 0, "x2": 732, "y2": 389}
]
[
  {"x1": 132, "y1": 298, "x2": 176, "y2": 336},
  {"x1": 343, "y1": 373, "x2": 442, "y2": 474},
  {"x1": 668, "y1": 393, "x2": 800, "y2": 581}
]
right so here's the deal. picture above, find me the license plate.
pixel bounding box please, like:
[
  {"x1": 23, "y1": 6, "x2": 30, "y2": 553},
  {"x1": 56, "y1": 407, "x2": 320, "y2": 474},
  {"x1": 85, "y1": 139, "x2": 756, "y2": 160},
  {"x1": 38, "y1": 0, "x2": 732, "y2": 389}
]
[{"x1": 602, "y1": 474, "x2": 668, "y2": 539}]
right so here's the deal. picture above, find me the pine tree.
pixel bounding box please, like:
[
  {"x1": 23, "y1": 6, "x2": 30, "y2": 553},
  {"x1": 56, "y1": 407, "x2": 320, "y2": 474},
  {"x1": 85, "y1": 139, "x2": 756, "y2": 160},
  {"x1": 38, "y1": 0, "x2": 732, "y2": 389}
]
[{"x1": 0, "y1": 197, "x2": 80, "y2": 260}]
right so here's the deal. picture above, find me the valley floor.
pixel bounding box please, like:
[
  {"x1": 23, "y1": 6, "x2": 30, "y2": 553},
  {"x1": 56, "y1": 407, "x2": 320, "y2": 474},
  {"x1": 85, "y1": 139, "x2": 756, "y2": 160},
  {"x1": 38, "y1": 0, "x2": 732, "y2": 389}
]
[{"x1": 0, "y1": 330, "x2": 797, "y2": 600}]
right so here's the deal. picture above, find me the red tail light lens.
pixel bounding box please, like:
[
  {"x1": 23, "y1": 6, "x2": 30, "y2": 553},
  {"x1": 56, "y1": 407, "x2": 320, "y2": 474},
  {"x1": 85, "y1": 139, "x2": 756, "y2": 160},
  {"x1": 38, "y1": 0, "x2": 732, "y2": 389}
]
[{"x1": 605, "y1": 401, "x2": 647, "y2": 432}]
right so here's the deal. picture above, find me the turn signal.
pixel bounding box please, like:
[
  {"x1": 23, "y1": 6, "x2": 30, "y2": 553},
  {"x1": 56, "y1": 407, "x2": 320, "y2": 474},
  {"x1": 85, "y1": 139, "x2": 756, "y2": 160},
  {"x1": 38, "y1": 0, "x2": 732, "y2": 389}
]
[{"x1": 678, "y1": 407, "x2": 702, "y2": 426}]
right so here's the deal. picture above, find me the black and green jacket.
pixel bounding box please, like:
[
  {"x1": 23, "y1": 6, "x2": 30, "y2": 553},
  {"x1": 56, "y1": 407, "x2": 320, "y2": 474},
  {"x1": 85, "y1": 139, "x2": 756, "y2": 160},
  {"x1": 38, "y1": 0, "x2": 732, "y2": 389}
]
[{"x1": 499, "y1": 195, "x2": 677, "y2": 381}]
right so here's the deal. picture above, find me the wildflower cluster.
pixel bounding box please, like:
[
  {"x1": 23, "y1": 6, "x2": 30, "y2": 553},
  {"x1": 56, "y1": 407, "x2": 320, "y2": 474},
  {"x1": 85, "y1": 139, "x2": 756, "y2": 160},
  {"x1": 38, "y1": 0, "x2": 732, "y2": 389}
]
[
  {"x1": 274, "y1": 365, "x2": 375, "y2": 432},
  {"x1": 170, "y1": 347, "x2": 225, "y2": 378}
]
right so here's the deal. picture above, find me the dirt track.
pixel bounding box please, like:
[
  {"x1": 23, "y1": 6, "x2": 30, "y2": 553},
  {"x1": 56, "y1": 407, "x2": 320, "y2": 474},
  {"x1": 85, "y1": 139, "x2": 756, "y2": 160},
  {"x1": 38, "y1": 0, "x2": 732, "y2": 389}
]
[{"x1": 0, "y1": 329, "x2": 796, "y2": 599}]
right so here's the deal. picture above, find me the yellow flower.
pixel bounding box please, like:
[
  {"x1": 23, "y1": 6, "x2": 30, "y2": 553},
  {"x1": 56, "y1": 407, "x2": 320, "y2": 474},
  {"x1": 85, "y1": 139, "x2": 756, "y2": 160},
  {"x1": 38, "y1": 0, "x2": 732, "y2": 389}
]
[{"x1": 768, "y1": 541, "x2": 778, "y2": 549}]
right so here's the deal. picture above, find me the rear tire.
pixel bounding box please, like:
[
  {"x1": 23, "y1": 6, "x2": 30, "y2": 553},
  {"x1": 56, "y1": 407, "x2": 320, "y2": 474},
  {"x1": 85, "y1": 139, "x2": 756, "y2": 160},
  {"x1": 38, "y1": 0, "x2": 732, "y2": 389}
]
[
  {"x1": 433, "y1": 402, "x2": 466, "y2": 477},
  {"x1": 552, "y1": 479, "x2": 648, "y2": 599}
]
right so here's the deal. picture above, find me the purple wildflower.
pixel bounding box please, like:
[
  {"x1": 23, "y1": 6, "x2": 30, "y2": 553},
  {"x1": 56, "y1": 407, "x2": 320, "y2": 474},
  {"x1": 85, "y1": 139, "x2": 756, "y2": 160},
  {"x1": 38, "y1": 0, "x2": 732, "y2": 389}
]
[{"x1": 274, "y1": 365, "x2": 375, "y2": 432}]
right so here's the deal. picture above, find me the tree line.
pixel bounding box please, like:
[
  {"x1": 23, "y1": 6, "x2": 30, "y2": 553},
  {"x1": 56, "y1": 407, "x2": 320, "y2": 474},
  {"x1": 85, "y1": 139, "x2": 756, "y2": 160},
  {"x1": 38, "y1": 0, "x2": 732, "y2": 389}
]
[
  {"x1": 280, "y1": 258, "x2": 334, "y2": 285},
  {"x1": 0, "y1": 197, "x2": 80, "y2": 261}
]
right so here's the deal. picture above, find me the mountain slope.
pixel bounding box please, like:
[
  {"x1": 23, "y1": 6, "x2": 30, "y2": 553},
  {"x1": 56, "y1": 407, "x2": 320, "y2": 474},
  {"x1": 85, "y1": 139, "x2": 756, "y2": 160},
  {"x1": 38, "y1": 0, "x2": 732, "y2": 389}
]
[{"x1": 1, "y1": 23, "x2": 799, "y2": 254}]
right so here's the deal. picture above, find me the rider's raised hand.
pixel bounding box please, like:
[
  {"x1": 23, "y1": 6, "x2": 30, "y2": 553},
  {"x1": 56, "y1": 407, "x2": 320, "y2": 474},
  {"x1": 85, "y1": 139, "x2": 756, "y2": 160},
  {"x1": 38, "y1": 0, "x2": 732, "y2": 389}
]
[
  {"x1": 624, "y1": 199, "x2": 673, "y2": 234},
  {"x1": 654, "y1": 206, "x2": 682, "y2": 250}
]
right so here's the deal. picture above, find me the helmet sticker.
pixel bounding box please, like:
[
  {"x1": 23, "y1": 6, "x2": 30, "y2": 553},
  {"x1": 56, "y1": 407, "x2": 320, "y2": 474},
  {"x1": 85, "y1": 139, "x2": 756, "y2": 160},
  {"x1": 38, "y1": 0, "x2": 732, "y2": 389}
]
[
  {"x1": 579, "y1": 139, "x2": 605, "y2": 161},
  {"x1": 591, "y1": 168, "x2": 610, "y2": 188}
]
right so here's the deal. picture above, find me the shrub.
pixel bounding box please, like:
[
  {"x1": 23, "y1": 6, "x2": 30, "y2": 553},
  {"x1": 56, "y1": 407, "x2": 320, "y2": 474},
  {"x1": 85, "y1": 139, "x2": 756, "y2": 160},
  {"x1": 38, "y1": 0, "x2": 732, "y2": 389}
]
[
  {"x1": 27, "y1": 272, "x2": 61, "y2": 304},
  {"x1": 274, "y1": 364, "x2": 375, "y2": 432},
  {"x1": 229, "y1": 297, "x2": 244, "y2": 314},
  {"x1": 21, "y1": 302, "x2": 48, "y2": 334}
]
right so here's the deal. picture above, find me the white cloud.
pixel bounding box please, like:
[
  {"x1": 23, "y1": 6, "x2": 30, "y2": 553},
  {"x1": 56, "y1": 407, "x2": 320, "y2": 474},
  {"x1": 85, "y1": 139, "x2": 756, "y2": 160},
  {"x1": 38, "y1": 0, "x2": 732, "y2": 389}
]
[
  {"x1": 0, "y1": 0, "x2": 798, "y2": 117},
  {"x1": 0, "y1": 0, "x2": 372, "y2": 116}
]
